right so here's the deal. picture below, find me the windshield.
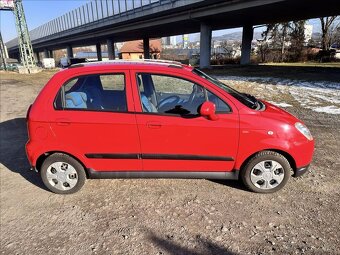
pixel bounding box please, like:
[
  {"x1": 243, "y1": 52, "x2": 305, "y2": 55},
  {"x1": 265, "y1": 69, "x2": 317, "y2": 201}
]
[{"x1": 192, "y1": 68, "x2": 258, "y2": 109}]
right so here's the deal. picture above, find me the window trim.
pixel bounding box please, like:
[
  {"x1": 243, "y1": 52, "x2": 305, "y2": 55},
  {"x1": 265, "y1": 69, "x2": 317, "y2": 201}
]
[
  {"x1": 192, "y1": 68, "x2": 257, "y2": 109},
  {"x1": 135, "y1": 72, "x2": 232, "y2": 117},
  {"x1": 205, "y1": 88, "x2": 232, "y2": 114},
  {"x1": 54, "y1": 72, "x2": 128, "y2": 113}
]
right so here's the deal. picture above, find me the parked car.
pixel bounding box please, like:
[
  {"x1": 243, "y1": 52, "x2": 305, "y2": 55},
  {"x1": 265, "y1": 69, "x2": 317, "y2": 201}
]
[
  {"x1": 26, "y1": 60, "x2": 314, "y2": 194},
  {"x1": 0, "y1": 63, "x2": 22, "y2": 71},
  {"x1": 60, "y1": 57, "x2": 87, "y2": 68}
]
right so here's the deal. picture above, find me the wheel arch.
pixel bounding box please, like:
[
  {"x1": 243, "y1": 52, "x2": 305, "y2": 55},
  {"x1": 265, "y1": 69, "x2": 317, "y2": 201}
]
[
  {"x1": 36, "y1": 151, "x2": 90, "y2": 178},
  {"x1": 239, "y1": 149, "x2": 297, "y2": 175}
]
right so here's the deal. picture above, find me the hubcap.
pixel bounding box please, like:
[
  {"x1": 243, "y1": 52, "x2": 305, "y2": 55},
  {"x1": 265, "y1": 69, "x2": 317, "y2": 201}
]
[
  {"x1": 46, "y1": 162, "x2": 78, "y2": 191},
  {"x1": 250, "y1": 160, "x2": 285, "y2": 190}
]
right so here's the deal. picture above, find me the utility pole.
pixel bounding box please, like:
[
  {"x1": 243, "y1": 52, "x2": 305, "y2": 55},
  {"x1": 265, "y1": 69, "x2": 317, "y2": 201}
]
[
  {"x1": 0, "y1": 31, "x2": 7, "y2": 70},
  {"x1": 0, "y1": 0, "x2": 37, "y2": 73},
  {"x1": 13, "y1": 0, "x2": 36, "y2": 72}
]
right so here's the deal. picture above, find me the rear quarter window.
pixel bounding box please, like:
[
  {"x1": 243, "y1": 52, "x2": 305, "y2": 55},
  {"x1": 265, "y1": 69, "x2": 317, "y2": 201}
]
[{"x1": 54, "y1": 73, "x2": 127, "y2": 112}]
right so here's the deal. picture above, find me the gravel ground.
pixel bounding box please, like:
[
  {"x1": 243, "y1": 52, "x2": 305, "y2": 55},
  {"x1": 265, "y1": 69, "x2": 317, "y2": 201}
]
[{"x1": 1, "y1": 69, "x2": 340, "y2": 255}]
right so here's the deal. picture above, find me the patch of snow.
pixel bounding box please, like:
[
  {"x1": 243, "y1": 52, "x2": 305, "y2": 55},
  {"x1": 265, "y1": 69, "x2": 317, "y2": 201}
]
[
  {"x1": 268, "y1": 101, "x2": 292, "y2": 108},
  {"x1": 309, "y1": 93, "x2": 340, "y2": 104},
  {"x1": 215, "y1": 75, "x2": 340, "y2": 90},
  {"x1": 313, "y1": 106, "x2": 340, "y2": 114},
  {"x1": 215, "y1": 75, "x2": 340, "y2": 115}
]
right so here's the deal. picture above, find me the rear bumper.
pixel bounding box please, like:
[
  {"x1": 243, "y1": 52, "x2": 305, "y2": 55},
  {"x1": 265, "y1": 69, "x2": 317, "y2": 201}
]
[
  {"x1": 30, "y1": 166, "x2": 38, "y2": 172},
  {"x1": 293, "y1": 164, "x2": 310, "y2": 177},
  {"x1": 25, "y1": 140, "x2": 35, "y2": 168}
]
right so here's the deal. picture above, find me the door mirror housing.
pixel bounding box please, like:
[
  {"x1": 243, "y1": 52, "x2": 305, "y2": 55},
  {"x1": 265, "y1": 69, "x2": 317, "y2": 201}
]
[{"x1": 200, "y1": 101, "x2": 219, "y2": 121}]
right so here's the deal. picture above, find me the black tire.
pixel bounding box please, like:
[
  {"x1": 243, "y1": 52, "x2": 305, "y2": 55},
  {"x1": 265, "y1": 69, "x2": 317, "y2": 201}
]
[
  {"x1": 41, "y1": 153, "x2": 86, "y2": 194},
  {"x1": 240, "y1": 151, "x2": 291, "y2": 193}
]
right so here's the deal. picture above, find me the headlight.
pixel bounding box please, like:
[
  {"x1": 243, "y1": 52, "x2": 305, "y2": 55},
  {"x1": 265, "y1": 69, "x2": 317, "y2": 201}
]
[{"x1": 295, "y1": 122, "x2": 313, "y2": 141}]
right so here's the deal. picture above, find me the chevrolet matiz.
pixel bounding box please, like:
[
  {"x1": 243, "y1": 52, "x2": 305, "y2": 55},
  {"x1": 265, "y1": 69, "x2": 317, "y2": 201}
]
[{"x1": 25, "y1": 60, "x2": 314, "y2": 194}]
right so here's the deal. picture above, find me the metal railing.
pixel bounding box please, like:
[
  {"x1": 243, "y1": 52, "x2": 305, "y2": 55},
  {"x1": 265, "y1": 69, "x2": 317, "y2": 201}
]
[{"x1": 6, "y1": 0, "x2": 178, "y2": 48}]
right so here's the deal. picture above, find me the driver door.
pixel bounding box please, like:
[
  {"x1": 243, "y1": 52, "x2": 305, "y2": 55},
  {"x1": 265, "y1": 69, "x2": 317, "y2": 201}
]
[{"x1": 132, "y1": 70, "x2": 239, "y2": 172}]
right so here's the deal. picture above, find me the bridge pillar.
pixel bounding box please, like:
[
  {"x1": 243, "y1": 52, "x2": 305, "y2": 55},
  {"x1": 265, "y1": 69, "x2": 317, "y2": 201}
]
[
  {"x1": 107, "y1": 39, "x2": 115, "y2": 60},
  {"x1": 240, "y1": 25, "x2": 253, "y2": 65},
  {"x1": 96, "y1": 43, "x2": 102, "y2": 61},
  {"x1": 143, "y1": 38, "x2": 150, "y2": 59},
  {"x1": 35, "y1": 52, "x2": 40, "y2": 63},
  {"x1": 43, "y1": 49, "x2": 49, "y2": 58},
  {"x1": 66, "y1": 45, "x2": 73, "y2": 58},
  {"x1": 200, "y1": 23, "x2": 212, "y2": 69},
  {"x1": 49, "y1": 50, "x2": 53, "y2": 58}
]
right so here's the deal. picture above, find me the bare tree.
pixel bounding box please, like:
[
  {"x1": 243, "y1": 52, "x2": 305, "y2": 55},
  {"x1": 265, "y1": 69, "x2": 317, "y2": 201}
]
[
  {"x1": 333, "y1": 26, "x2": 340, "y2": 47},
  {"x1": 263, "y1": 22, "x2": 291, "y2": 62},
  {"x1": 220, "y1": 41, "x2": 240, "y2": 58},
  {"x1": 320, "y1": 16, "x2": 338, "y2": 50},
  {"x1": 220, "y1": 41, "x2": 234, "y2": 58},
  {"x1": 289, "y1": 20, "x2": 306, "y2": 61},
  {"x1": 256, "y1": 40, "x2": 270, "y2": 62},
  {"x1": 262, "y1": 21, "x2": 306, "y2": 62}
]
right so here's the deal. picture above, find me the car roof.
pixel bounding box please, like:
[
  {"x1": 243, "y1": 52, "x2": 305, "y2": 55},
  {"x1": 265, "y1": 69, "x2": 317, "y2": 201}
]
[{"x1": 67, "y1": 59, "x2": 193, "y2": 71}]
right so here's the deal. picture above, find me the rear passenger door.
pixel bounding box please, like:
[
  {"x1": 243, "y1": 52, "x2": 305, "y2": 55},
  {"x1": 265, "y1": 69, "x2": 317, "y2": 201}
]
[{"x1": 51, "y1": 71, "x2": 142, "y2": 172}]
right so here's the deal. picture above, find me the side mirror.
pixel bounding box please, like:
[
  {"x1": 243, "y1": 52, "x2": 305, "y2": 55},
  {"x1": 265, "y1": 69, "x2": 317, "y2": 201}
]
[{"x1": 200, "y1": 101, "x2": 219, "y2": 121}]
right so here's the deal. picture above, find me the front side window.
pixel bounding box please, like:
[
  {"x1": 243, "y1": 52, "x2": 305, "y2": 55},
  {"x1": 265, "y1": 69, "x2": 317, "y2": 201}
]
[
  {"x1": 55, "y1": 73, "x2": 127, "y2": 112},
  {"x1": 192, "y1": 68, "x2": 260, "y2": 109},
  {"x1": 136, "y1": 73, "x2": 230, "y2": 116}
]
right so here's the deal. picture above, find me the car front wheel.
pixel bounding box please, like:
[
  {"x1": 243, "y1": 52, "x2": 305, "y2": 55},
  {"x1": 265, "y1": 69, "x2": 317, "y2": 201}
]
[
  {"x1": 241, "y1": 151, "x2": 291, "y2": 193},
  {"x1": 41, "y1": 153, "x2": 86, "y2": 194}
]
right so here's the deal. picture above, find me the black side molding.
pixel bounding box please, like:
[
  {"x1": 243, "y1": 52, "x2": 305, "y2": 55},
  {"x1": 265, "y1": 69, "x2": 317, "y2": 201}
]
[
  {"x1": 142, "y1": 154, "x2": 233, "y2": 161},
  {"x1": 85, "y1": 153, "x2": 234, "y2": 161},
  {"x1": 87, "y1": 169, "x2": 239, "y2": 180},
  {"x1": 85, "y1": 153, "x2": 139, "y2": 159}
]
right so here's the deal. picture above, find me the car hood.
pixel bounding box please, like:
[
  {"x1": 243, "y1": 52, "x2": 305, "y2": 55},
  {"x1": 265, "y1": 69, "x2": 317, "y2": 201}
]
[{"x1": 260, "y1": 100, "x2": 299, "y2": 124}]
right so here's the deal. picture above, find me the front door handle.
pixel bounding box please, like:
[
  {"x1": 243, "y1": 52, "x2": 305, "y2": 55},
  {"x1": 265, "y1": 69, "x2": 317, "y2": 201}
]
[{"x1": 147, "y1": 122, "x2": 162, "y2": 129}]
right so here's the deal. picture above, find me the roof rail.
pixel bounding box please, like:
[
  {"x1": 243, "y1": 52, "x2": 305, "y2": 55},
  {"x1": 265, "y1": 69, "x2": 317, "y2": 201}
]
[
  {"x1": 68, "y1": 59, "x2": 184, "y2": 68},
  {"x1": 141, "y1": 59, "x2": 183, "y2": 65}
]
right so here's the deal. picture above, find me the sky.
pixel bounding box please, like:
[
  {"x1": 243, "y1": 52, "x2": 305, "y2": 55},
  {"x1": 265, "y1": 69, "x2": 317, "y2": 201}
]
[
  {"x1": 1, "y1": 0, "x2": 88, "y2": 42},
  {"x1": 0, "y1": 0, "x2": 325, "y2": 43}
]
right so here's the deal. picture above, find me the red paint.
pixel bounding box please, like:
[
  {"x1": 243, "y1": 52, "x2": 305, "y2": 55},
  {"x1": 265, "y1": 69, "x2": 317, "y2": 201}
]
[{"x1": 26, "y1": 62, "x2": 314, "y2": 177}]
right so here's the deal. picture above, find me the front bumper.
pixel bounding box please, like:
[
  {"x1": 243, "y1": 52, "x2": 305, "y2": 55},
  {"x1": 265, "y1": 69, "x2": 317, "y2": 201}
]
[{"x1": 293, "y1": 164, "x2": 310, "y2": 177}]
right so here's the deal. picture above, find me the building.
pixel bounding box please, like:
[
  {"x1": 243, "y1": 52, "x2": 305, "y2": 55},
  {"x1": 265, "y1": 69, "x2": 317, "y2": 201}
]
[
  {"x1": 162, "y1": 37, "x2": 171, "y2": 46},
  {"x1": 120, "y1": 39, "x2": 161, "y2": 59},
  {"x1": 304, "y1": 24, "x2": 313, "y2": 44},
  {"x1": 183, "y1": 34, "x2": 189, "y2": 49},
  {"x1": 170, "y1": 36, "x2": 177, "y2": 47}
]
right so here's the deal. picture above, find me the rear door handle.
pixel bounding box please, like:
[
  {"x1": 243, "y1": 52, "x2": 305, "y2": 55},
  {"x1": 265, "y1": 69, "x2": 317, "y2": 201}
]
[
  {"x1": 56, "y1": 118, "x2": 71, "y2": 126},
  {"x1": 147, "y1": 122, "x2": 162, "y2": 129}
]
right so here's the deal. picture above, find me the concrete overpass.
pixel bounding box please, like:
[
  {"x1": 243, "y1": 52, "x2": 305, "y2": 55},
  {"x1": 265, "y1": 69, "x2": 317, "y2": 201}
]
[{"x1": 6, "y1": 0, "x2": 340, "y2": 68}]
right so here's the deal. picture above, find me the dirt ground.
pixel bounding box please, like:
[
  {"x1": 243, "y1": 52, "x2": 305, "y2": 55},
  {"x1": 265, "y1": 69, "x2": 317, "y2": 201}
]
[{"x1": 1, "y1": 67, "x2": 340, "y2": 255}]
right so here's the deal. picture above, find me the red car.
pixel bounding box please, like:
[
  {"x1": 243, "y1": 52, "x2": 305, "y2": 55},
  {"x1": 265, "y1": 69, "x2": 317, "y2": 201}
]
[{"x1": 26, "y1": 60, "x2": 314, "y2": 194}]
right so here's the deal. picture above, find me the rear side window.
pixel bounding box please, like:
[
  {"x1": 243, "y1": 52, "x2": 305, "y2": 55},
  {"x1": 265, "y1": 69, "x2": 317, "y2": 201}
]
[{"x1": 55, "y1": 74, "x2": 127, "y2": 112}]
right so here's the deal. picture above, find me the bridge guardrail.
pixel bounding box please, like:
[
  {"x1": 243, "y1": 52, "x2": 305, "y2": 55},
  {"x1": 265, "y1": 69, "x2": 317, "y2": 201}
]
[{"x1": 6, "y1": 0, "x2": 186, "y2": 48}]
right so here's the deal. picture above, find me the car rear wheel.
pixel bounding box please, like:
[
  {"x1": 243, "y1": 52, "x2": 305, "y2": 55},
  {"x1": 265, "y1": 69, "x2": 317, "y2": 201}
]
[
  {"x1": 41, "y1": 153, "x2": 86, "y2": 194},
  {"x1": 241, "y1": 151, "x2": 291, "y2": 193}
]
